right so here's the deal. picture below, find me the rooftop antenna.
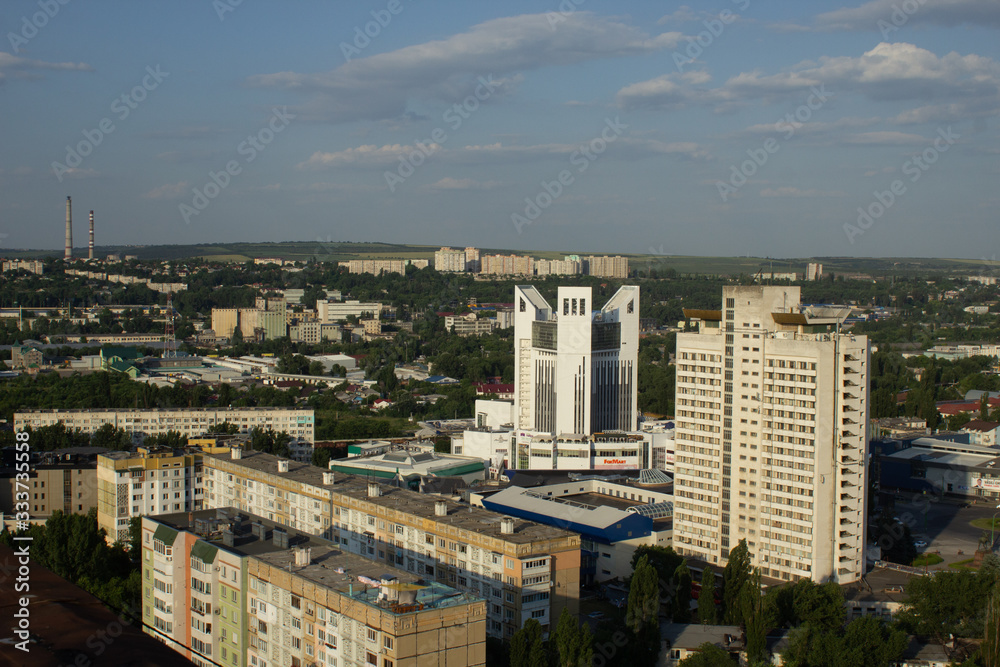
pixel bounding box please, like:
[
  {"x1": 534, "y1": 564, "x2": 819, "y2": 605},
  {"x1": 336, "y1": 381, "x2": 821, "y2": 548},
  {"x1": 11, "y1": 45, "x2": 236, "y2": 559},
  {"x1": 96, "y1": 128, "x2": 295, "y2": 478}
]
[{"x1": 163, "y1": 292, "x2": 176, "y2": 358}]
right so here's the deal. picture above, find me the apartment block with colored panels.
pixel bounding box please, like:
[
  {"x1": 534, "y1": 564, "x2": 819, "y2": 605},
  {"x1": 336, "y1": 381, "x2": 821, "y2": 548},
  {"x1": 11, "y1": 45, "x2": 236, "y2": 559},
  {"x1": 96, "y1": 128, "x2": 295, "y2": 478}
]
[
  {"x1": 202, "y1": 449, "x2": 581, "y2": 639},
  {"x1": 99, "y1": 446, "x2": 204, "y2": 544},
  {"x1": 142, "y1": 509, "x2": 486, "y2": 667}
]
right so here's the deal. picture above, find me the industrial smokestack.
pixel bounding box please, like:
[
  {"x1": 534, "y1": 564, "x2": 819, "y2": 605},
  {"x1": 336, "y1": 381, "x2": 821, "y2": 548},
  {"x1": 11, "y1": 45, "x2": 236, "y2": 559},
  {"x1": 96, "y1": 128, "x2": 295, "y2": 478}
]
[
  {"x1": 88, "y1": 210, "x2": 94, "y2": 260},
  {"x1": 64, "y1": 197, "x2": 73, "y2": 261}
]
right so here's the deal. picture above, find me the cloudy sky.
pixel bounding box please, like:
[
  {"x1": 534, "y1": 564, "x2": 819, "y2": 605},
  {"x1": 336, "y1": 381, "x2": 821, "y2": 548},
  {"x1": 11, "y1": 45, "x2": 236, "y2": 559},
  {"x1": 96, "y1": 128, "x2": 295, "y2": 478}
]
[{"x1": 1, "y1": 0, "x2": 998, "y2": 258}]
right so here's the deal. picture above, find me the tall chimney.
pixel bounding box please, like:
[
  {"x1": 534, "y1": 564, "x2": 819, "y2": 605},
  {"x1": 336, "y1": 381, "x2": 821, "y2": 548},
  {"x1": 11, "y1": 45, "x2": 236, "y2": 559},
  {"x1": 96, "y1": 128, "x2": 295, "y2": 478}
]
[
  {"x1": 64, "y1": 196, "x2": 73, "y2": 261},
  {"x1": 88, "y1": 210, "x2": 94, "y2": 260}
]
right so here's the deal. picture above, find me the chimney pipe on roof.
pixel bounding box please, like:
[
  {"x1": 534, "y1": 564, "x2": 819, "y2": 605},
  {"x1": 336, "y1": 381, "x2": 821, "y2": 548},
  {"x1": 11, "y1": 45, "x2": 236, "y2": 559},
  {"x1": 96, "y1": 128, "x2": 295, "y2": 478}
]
[
  {"x1": 435, "y1": 500, "x2": 447, "y2": 517},
  {"x1": 501, "y1": 517, "x2": 515, "y2": 535},
  {"x1": 323, "y1": 472, "x2": 335, "y2": 485},
  {"x1": 64, "y1": 196, "x2": 73, "y2": 261},
  {"x1": 231, "y1": 447, "x2": 242, "y2": 460},
  {"x1": 278, "y1": 460, "x2": 289, "y2": 473},
  {"x1": 367, "y1": 482, "x2": 381, "y2": 498}
]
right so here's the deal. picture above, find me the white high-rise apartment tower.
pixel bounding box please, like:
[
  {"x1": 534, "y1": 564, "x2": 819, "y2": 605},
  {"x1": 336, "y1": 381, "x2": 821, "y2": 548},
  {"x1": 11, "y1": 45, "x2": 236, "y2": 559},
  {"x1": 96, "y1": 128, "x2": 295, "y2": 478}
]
[
  {"x1": 513, "y1": 285, "x2": 639, "y2": 435},
  {"x1": 672, "y1": 286, "x2": 868, "y2": 584}
]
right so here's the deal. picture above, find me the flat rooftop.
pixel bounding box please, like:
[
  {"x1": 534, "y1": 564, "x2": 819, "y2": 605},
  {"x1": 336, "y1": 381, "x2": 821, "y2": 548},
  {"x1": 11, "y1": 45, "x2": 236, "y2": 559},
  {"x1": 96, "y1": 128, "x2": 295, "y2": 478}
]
[
  {"x1": 205, "y1": 450, "x2": 577, "y2": 545},
  {"x1": 152, "y1": 509, "x2": 480, "y2": 614}
]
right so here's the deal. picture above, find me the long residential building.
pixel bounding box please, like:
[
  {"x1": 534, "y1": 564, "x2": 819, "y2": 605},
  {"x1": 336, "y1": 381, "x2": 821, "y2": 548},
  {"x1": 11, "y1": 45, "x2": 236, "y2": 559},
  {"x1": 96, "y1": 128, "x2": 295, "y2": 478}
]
[
  {"x1": 201, "y1": 448, "x2": 581, "y2": 639},
  {"x1": 142, "y1": 509, "x2": 486, "y2": 667},
  {"x1": 672, "y1": 286, "x2": 869, "y2": 584},
  {"x1": 14, "y1": 407, "x2": 316, "y2": 444}
]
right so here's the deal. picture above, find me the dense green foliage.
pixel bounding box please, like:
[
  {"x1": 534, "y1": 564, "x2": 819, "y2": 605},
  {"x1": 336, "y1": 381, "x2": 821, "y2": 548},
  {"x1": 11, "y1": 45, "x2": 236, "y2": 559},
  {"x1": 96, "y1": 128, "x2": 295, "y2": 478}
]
[{"x1": 0, "y1": 510, "x2": 140, "y2": 620}]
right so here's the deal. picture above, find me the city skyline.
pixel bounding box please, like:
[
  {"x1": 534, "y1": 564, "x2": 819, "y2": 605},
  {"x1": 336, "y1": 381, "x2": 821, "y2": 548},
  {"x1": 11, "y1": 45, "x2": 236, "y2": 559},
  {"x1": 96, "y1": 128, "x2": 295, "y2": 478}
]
[{"x1": 0, "y1": 2, "x2": 997, "y2": 258}]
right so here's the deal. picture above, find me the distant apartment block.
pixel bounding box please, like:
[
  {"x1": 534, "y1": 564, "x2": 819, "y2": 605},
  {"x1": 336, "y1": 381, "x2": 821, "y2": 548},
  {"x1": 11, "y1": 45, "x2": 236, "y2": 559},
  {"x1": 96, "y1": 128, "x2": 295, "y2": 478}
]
[
  {"x1": 584, "y1": 255, "x2": 629, "y2": 279},
  {"x1": 806, "y1": 262, "x2": 824, "y2": 281},
  {"x1": 465, "y1": 246, "x2": 481, "y2": 272},
  {"x1": 434, "y1": 247, "x2": 467, "y2": 272},
  {"x1": 211, "y1": 308, "x2": 286, "y2": 340},
  {"x1": 340, "y1": 259, "x2": 407, "y2": 275},
  {"x1": 535, "y1": 258, "x2": 582, "y2": 276},
  {"x1": 317, "y1": 300, "x2": 382, "y2": 323},
  {"x1": 444, "y1": 313, "x2": 495, "y2": 336},
  {"x1": 202, "y1": 449, "x2": 581, "y2": 638},
  {"x1": 481, "y1": 254, "x2": 534, "y2": 277},
  {"x1": 11, "y1": 343, "x2": 43, "y2": 369},
  {"x1": 142, "y1": 509, "x2": 487, "y2": 667},
  {"x1": 2, "y1": 259, "x2": 44, "y2": 274},
  {"x1": 289, "y1": 321, "x2": 342, "y2": 344},
  {"x1": 14, "y1": 407, "x2": 316, "y2": 446},
  {"x1": 673, "y1": 286, "x2": 869, "y2": 584}
]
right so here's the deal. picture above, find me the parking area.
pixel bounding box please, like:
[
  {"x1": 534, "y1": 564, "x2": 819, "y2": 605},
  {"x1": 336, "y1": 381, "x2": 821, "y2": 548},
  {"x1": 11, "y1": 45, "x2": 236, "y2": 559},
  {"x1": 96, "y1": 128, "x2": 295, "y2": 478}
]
[{"x1": 889, "y1": 494, "x2": 1000, "y2": 568}]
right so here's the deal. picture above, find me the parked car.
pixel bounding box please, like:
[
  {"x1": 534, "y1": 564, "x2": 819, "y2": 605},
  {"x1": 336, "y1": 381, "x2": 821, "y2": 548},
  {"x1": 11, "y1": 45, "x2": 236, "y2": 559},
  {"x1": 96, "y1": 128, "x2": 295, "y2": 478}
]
[{"x1": 914, "y1": 540, "x2": 928, "y2": 548}]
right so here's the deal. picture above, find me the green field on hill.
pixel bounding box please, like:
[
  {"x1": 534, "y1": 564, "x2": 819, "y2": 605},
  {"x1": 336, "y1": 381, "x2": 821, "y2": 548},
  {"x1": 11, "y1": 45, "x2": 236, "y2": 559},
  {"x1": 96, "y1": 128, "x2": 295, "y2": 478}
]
[{"x1": 4, "y1": 240, "x2": 996, "y2": 277}]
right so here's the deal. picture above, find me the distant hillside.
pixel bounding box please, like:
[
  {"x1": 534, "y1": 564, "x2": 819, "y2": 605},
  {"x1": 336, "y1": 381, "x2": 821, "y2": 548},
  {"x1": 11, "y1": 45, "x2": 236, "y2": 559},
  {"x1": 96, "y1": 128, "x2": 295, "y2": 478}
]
[{"x1": 2, "y1": 241, "x2": 995, "y2": 276}]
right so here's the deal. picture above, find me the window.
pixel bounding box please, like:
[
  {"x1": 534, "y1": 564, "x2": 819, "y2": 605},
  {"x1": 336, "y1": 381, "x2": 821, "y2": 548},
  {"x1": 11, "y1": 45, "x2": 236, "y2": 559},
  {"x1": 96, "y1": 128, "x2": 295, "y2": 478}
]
[
  {"x1": 383, "y1": 636, "x2": 393, "y2": 650},
  {"x1": 367, "y1": 627, "x2": 377, "y2": 642}
]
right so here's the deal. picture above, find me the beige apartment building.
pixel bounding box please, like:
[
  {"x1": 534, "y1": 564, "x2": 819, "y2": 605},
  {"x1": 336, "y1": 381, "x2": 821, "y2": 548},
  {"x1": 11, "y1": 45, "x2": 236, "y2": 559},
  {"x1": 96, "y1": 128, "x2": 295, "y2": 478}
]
[
  {"x1": 98, "y1": 446, "x2": 204, "y2": 543},
  {"x1": 202, "y1": 449, "x2": 581, "y2": 638},
  {"x1": 142, "y1": 509, "x2": 485, "y2": 667},
  {"x1": 673, "y1": 286, "x2": 869, "y2": 584},
  {"x1": 0, "y1": 450, "x2": 100, "y2": 526},
  {"x1": 14, "y1": 407, "x2": 316, "y2": 445}
]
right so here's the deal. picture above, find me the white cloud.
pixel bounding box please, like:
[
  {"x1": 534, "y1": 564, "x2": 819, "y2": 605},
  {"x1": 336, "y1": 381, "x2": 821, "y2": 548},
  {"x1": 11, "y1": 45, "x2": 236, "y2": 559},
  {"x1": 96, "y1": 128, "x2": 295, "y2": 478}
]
[
  {"x1": 248, "y1": 13, "x2": 684, "y2": 123},
  {"x1": 814, "y1": 0, "x2": 1000, "y2": 32},
  {"x1": 842, "y1": 131, "x2": 929, "y2": 145},
  {"x1": 0, "y1": 52, "x2": 92, "y2": 84},
  {"x1": 142, "y1": 182, "x2": 189, "y2": 199},
  {"x1": 759, "y1": 186, "x2": 846, "y2": 197},
  {"x1": 424, "y1": 177, "x2": 503, "y2": 191},
  {"x1": 617, "y1": 42, "x2": 1000, "y2": 121},
  {"x1": 297, "y1": 137, "x2": 709, "y2": 170}
]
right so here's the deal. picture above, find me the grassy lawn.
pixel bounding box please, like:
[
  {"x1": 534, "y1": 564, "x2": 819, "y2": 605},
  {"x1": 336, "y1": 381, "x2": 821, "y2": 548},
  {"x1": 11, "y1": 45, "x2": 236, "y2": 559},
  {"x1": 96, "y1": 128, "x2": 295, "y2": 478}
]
[
  {"x1": 970, "y1": 517, "x2": 1000, "y2": 531},
  {"x1": 911, "y1": 553, "x2": 944, "y2": 567},
  {"x1": 949, "y1": 558, "x2": 978, "y2": 571}
]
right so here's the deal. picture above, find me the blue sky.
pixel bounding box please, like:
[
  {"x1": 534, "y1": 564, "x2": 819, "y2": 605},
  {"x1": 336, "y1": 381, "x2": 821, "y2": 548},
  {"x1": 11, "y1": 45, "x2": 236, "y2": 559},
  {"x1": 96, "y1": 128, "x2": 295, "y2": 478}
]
[{"x1": 1, "y1": 0, "x2": 998, "y2": 259}]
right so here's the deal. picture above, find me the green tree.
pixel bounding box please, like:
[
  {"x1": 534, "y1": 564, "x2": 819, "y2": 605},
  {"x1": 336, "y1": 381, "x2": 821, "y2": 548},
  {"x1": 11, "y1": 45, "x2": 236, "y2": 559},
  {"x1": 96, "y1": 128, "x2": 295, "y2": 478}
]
[
  {"x1": 626, "y1": 554, "x2": 662, "y2": 663},
  {"x1": 510, "y1": 619, "x2": 545, "y2": 667},
  {"x1": 677, "y1": 643, "x2": 736, "y2": 666},
  {"x1": 552, "y1": 608, "x2": 582, "y2": 667},
  {"x1": 631, "y1": 545, "x2": 684, "y2": 585},
  {"x1": 673, "y1": 562, "x2": 693, "y2": 623},
  {"x1": 308, "y1": 360, "x2": 326, "y2": 376},
  {"x1": 698, "y1": 565, "x2": 718, "y2": 624},
  {"x1": 89, "y1": 423, "x2": 132, "y2": 450},
  {"x1": 143, "y1": 430, "x2": 187, "y2": 448},
  {"x1": 741, "y1": 569, "x2": 767, "y2": 665},
  {"x1": 985, "y1": 585, "x2": 1000, "y2": 667},
  {"x1": 722, "y1": 539, "x2": 752, "y2": 625}
]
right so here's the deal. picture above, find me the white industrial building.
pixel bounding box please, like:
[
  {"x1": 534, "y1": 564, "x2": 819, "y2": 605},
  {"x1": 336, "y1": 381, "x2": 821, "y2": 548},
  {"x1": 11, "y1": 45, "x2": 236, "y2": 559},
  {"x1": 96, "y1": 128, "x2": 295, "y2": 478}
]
[{"x1": 672, "y1": 286, "x2": 870, "y2": 584}]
